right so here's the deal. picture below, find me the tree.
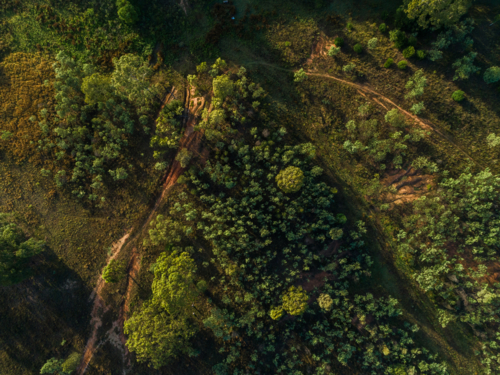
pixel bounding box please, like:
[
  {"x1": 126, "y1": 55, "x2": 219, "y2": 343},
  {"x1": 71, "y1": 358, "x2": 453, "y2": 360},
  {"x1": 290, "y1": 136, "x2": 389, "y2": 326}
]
[
  {"x1": 282, "y1": 286, "x2": 308, "y2": 316},
  {"x1": 270, "y1": 306, "x2": 284, "y2": 320},
  {"x1": 328, "y1": 46, "x2": 341, "y2": 56},
  {"x1": 151, "y1": 250, "x2": 198, "y2": 315},
  {"x1": 61, "y1": 353, "x2": 82, "y2": 373},
  {"x1": 40, "y1": 358, "x2": 64, "y2": 374},
  {"x1": 403, "y1": 0, "x2": 474, "y2": 29},
  {"x1": 318, "y1": 293, "x2": 333, "y2": 311},
  {"x1": 102, "y1": 259, "x2": 126, "y2": 283},
  {"x1": 176, "y1": 148, "x2": 193, "y2": 168},
  {"x1": 111, "y1": 54, "x2": 158, "y2": 108},
  {"x1": 81, "y1": 73, "x2": 114, "y2": 105},
  {"x1": 0, "y1": 214, "x2": 45, "y2": 286},
  {"x1": 124, "y1": 301, "x2": 197, "y2": 369},
  {"x1": 275, "y1": 166, "x2": 304, "y2": 193},
  {"x1": 405, "y1": 69, "x2": 427, "y2": 99},
  {"x1": 484, "y1": 66, "x2": 500, "y2": 84},
  {"x1": 294, "y1": 68, "x2": 307, "y2": 83},
  {"x1": 117, "y1": 0, "x2": 138, "y2": 24},
  {"x1": 452, "y1": 90, "x2": 465, "y2": 101},
  {"x1": 452, "y1": 52, "x2": 480, "y2": 80},
  {"x1": 212, "y1": 74, "x2": 234, "y2": 100}
]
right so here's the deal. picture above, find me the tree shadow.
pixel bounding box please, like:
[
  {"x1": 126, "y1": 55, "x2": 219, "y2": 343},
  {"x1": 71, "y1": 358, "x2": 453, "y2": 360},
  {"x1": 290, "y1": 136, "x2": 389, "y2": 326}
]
[{"x1": 0, "y1": 246, "x2": 92, "y2": 373}]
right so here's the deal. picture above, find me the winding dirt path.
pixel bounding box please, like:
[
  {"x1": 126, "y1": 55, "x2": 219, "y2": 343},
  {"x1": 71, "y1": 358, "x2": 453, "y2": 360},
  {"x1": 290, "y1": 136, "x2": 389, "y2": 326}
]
[
  {"x1": 243, "y1": 60, "x2": 482, "y2": 167},
  {"x1": 76, "y1": 86, "x2": 207, "y2": 375}
]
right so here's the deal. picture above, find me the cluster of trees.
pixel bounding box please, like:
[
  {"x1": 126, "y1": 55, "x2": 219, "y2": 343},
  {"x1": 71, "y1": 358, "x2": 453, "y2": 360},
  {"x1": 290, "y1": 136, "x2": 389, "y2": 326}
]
[
  {"x1": 398, "y1": 169, "x2": 500, "y2": 372},
  {"x1": 37, "y1": 51, "x2": 159, "y2": 202},
  {"x1": 124, "y1": 248, "x2": 202, "y2": 368},
  {"x1": 343, "y1": 105, "x2": 427, "y2": 169},
  {"x1": 0, "y1": 213, "x2": 45, "y2": 286},
  {"x1": 190, "y1": 59, "x2": 266, "y2": 141},
  {"x1": 134, "y1": 119, "x2": 448, "y2": 373}
]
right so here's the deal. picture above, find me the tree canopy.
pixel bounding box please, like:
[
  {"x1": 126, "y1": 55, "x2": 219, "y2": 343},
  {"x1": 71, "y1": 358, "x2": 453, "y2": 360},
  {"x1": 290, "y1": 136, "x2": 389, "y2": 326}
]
[{"x1": 0, "y1": 213, "x2": 45, "y2": 286}]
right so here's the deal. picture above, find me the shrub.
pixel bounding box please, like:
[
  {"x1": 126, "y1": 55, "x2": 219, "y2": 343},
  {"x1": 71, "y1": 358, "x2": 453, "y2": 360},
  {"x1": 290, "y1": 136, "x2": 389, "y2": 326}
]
[
  {"x1": 327, "y1": 46, "x2": 341, "y2": 57},
  {"x1": 353, "y1": 43, "x2": 363, "y2": 54},
  {"x1": 484, "y1": 66, "x2": 500, "y2": 84},
  {"x1": 276, "y1": 166, "x2": 304, "y2": 193},
  {"x1": 402, "y1": 46, "x2": 415, "y2": 59},
  {"x1": 294, "y1": 68, "x2": 307, "y2": 83},
  {"x1": 346, "y1": 22, "x2": 353, "y2": 31},
  {"x1": 452, "y1": 52, "x2": 480, "y2": 80},
  {"x1": 410, "y1": 101, "x2": 425, "y2": 115},
  {"x1": 398, "y1": 60, "x2": 408, "y2": 70},
  {"x1": 416, "y1": 50, "x2": 426, "y2": 59},
  {"x1": 379, "y1": 23, "x2": 387, "y2": 32},
  {"x1": 389, "y1": 29, "x2": 407, "y2": 49},
  {"x1": 452, "y1": 90, "x2": 465, "y2": 102},
  {"x1": 334, "y1": 37, "x2": 344, "y2": 47},
  {"x1": 342, "y1": 63, "x2": 356, "y2": 73},
  {"x1": 367, "y1": 38, "x2": 378, "y2": 49},
  {"x1": 384, "y1": 58, "x2": 394, "y2": 68}
]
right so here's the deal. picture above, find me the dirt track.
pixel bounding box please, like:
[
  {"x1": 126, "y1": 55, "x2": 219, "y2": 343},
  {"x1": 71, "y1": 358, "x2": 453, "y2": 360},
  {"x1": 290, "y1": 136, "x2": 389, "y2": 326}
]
[
  {"x1": 76, "y1": 86, "x2": 207, "y2": 375},
  {"x1": 243, "y1": 60, "x2": 481, "y2": 167}
]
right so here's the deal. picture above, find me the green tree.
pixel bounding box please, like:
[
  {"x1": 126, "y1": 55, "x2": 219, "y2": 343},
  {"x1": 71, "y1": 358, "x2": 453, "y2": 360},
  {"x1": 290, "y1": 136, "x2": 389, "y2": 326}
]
[
  {"x1": 124, "y1": 301, "x2": 197, "y2": 369},
  {"x1": 318, "y1": 293, "x2": 333, "y2": 311},
  {"x1": 484, "y1": 66, "x2": 500, "y2": 84},
  {"x1": 151, "y1": 250, "x2": 198, "y2": 315},
  {"x1": 403, "y1": 0, "x2": 474, "y2": 29},
  {"x1": 61, "y1": 353, "x2": 82, "y2": 373},
  {"x1": 275, "y1": 166, "x2": 305, "y2": 193},
  {"x1": 405, "y1": 69, "x2": 427, "y2": 99},
  {"x1": 282, "y1": 286, "x2": 308, "y2": 316},
  {"x1": 0, "y1": 214, "x2": 45, "y2": 286},
  {"x1": 117, "y1": 0, "x2": 138, "y2": 24},
  {"x1": 212, "y1": 74, "x2": 234, "y2": 100},
  {"x1": 102, "y1": 259, "x2": 126, "y2": 283},
  {"x1": 294, "y1": 68, "x2": 307, "y2": 83},
  {"x1": 111, "y1": 54, "x2": 158, "y2": 109},
  {"x1": 176, "y1": 148, "x2": 193, "y2": 168},
  {"x1": 452, "y1": 52, "x2": 480, "y2": 80},
  {"x1": 40, "y1": 358, "x2": 64, "y2": 374},
  {"x1": 269, "y1": 306, "x2": 284, "y2": 320},
  {"x1": 452, "y1": 90, "x2": 465, "y2": 101},
  {"x1": 81, "y1": 73, "x2": 114, "y2": 105}
]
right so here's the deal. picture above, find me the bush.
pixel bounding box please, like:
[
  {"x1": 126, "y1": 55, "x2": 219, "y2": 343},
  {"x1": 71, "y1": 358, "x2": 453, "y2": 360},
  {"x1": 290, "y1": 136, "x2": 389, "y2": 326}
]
[
  {"x1": 353, "y1": 43, "x2": 363, "y2": 54},
  {"x1": 379, "y1": 23, "x2": 387, "y2": 32},
  {"x1": 342, "y1": 63, "x2": 356, "y2": 73},
  {"x1": 384, "y1": 58, "x2": 394, "y2": 68},
  {"x1": 327, "y1": 46, "x2": 341, "y2": 57},
  {"x1": 484, "y1": 66, "x2": 500, "y2": 84},
  {"x1": 334, "y1": 37, "x2": 344, "y2": 47},
  {"x1": 346, "y1": 22, "x2": 353, "y2": 31},
  {"x1": 451, "y1": 90, "x2": 465, "y2": 102},
  {"x1": 398, "y1": 60, "x2": 408, "y2": 70},
  {"x1": 416, "y1": 50, "x2": 426, "y2": 59},
  {"x1": 452, "y1": 52, "x2": 479, "y2": 80},
  {"x1": 367, "y1": 38, "x2": 378, "y2": 49},
  {"x1": 403, "y1": 46, "x2": 415, "y2": 59},
  {"x1": 389, "y1": 29, "x2": 407, "y2": 50}
]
